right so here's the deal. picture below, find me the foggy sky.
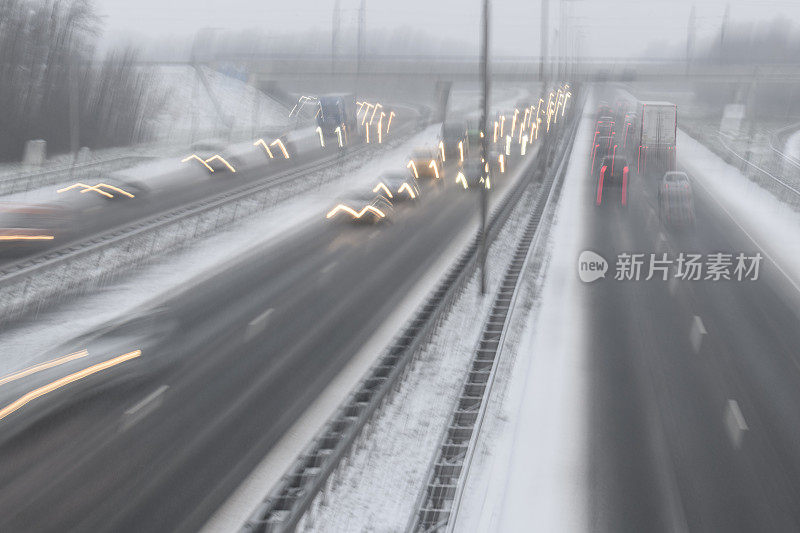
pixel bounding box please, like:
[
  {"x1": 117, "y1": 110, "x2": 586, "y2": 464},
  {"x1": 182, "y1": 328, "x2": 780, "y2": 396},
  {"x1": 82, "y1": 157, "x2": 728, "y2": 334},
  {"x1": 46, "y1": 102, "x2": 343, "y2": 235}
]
[{"x1": 95, "y1": 0, "x2": 800, "y2": 58}]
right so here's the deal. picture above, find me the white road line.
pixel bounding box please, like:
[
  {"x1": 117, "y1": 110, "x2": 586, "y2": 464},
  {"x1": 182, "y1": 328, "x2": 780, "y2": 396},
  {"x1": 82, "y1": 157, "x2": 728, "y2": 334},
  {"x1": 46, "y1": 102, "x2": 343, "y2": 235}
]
[
  {"x1": 120, "y1": 385, "x2": 169, "y2": 432},
  {"x1": 690, "y1": 315, "x2": 707, "y2": 353},
  {"x1": 724, "y1": 399, "x2": 749, "y2": 449},
  {"x1": 320, "y1": 261, "x2": 337, "y2": 274},
  {"x1": 245, "y1": 308, "x2": 274, "y2": 341}
]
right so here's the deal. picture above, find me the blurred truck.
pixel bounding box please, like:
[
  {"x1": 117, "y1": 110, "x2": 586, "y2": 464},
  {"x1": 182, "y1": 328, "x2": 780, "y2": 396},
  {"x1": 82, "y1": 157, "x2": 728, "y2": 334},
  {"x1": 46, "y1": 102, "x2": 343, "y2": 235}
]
[{"x1": 636, "y1": 101, "x2": 677, "y2": 179}]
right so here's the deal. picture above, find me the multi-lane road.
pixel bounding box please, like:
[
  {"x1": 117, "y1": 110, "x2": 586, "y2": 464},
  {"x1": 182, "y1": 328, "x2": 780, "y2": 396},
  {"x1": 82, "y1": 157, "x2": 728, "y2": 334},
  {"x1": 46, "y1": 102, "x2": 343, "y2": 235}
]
[
  {"x1": 0, "y1": 139, "x2": 540, "y2": 532},
  {"x1": 585, "y1": 89, "x2": 800, "y2": 532}
]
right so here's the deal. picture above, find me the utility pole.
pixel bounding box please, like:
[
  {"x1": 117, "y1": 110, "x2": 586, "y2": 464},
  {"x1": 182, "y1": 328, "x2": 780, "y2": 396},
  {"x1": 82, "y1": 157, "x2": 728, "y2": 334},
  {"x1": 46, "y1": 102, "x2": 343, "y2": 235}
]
[
  {"x1": 540, "y1": 0, "x2": 549, "y2": 83},
  {"x1": 357, "y1": 0, "x2": 366, "y2": 73},
  {"x1": 686, "y1": 5, "x2": 696, "y2": 73},
  {"x1": 332, "y1": 0, "x2": 341, "y2": 73},
  {"x1": 479, "y1": 0, "x2": 490, "y2": 295},
  {"x1": 720, "y1": 3, "x2": 730, "y2": 62}
]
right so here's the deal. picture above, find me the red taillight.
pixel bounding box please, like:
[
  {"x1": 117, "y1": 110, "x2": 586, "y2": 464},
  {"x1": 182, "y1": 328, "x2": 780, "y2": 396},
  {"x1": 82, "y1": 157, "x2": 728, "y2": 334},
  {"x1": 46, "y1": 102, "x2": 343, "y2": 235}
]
[
  {"x1": 622, "y1": 167, "x2": 629, "y2": 206},
  {"x1": 597, "y1": 166, "x2": 607, "y2": 205}
]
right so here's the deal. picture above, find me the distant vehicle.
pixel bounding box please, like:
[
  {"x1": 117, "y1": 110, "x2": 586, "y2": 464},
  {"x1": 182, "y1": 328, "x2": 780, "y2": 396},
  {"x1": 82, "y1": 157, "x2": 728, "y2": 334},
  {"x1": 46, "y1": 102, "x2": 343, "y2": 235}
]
[
  {"x1": 637, "y1": 101, "x2": 677, "y2": 178},
  {"x1": 658, "y1": 171, "x2": 694, "y2": 227},
  {"x1": 455, "y1": 160, "x2": 489, "y2": 189},
  {"x1": 596, "y1": 116, "x2": 615, "y2": 138},
  {"x1": 592, "y1": 135, "x2": 615, "y2": 174},
  {"x1": 325, "y1": 191, "x2": 394, "y2": 223},
  {"x1": 408, "y1": 148, "x2": 444, "y2": 181},
  {"x1": 189, "y1": 139, "x2": 240, "y2": 173},
  {"x1": 373, "y1": 171, "x2": 420, "y2": 202},
  {"x1": 440, "y1": 121, "x2": 468, "y2": 163},
  {"x1": 595, "y1": 156, "x2": 630, "y2": 207},
  {"x1": 317, "y1": 93, "x2": 357, "y2": 138},
  {"x1": 0, "y1": 203, "x2": 69, "y2": 249}
]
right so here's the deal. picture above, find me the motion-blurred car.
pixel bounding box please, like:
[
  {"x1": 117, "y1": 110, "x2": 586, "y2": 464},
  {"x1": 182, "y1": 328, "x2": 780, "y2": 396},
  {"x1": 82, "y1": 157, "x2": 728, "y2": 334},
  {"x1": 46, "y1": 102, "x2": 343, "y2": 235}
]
[
  {"x1": 658, "y1": 171, "x2": 695, "y2": 227},
  {"x1": 325, "y1": 191, "x2": 394, "y2": 223},
  {"x1": 592, "y1": 135, "x2": 614, "y2": 174},
  {"x1": 596, "y1": 116, "x2": 615, "y2": 138},
  {"x1": 407, "y1": 148, "x2": 444, "y2": 181},
  {"x1": 440, "y1": 121, "x2": 468, "y2": 162},
  {"x1": 188, "y1": 139, "x2": 241, "y2": 173},
  {"x1": 373, "y1": 171, "x2": 420, "y2": 202},
  {"x1": 595, "y1": 156, "x2": 630, "y2": 208},
  {"x1": 0, "y1": 202, "x2": 71, "y2": 251},
  {"x1": 455, "y1": 160, "x2": 490, "y2": 190}
]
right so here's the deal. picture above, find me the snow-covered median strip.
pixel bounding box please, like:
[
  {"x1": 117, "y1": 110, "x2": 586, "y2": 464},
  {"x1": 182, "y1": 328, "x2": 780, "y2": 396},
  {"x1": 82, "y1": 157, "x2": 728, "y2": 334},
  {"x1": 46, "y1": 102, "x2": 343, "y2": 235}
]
[{"x1": 454, "y1": 106, "x2": 591, "y2": 533}]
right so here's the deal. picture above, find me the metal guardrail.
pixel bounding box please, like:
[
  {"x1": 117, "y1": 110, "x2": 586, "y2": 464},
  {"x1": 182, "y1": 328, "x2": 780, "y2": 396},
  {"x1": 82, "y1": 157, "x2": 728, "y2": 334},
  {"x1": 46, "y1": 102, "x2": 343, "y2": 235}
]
[
  {"x1": 0, "y1": 123, "x2": 418, "y2": 323},
  {"x1": 0, "y1": 155, "x2": 154, "y2": 196},
  {"x1": 240, "y1": 92, "x2": 582, "y2": 533},
  {"x1": 680, "y1": 122, "x2": 800, "y2": 213},
  {"x1": 409, "y1": 102, "x2": 580, "y2": 533}
]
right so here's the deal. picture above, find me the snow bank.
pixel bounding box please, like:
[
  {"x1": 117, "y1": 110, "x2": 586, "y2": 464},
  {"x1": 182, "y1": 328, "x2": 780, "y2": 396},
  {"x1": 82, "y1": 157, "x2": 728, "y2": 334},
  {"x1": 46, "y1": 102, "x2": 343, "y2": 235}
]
[{"x1": 680, "y1": 130, "x2": 800, "y2": 293}]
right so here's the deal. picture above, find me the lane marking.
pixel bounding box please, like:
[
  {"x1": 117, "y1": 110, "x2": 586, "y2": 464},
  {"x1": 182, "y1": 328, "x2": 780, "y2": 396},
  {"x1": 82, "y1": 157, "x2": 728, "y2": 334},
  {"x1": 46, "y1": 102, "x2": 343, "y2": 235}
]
[
  {"x1": 724, "y1": 399, "x2": 749, "y2": 449},
  {"x1": 245, "y1": 308, "x2": 274, "y2": 341},
  {"x1": 0, "y1": 350, "x2": 89, "y2": 388},
  {"x1": 125, "y1": 385, "x2": 169, "y2": 417},
  {"x1": 120, "y1": 384, "x2": 169, "y2": 432},
  {"x1": 320, "y1": 261, "x2": 337, "y2": 275},
  {"x1": 690, "y1": 315, "x2": 706, "y2": 353},
  {"x1": 0, "y1": 350, "x2": 142, "y2": 423}
]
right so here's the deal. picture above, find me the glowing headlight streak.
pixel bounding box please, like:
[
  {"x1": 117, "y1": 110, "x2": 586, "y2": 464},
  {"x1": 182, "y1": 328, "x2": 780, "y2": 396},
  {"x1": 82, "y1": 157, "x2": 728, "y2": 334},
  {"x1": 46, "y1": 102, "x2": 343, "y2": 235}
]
[
  {"x1": 485, "y1": 176, "x2": 491, "y2": 189},
  {"x1": 378, "y1": 113, "x2": 385, "y2": 143},
  {"x1": 439, "y1": 141, "x2": 446, "y2": 162},
  {"x1": 325, "y1": 204, "x2": 385, "y2": 219},
  {"x1": 343, "y1": 124, "x2": 349, "y2": 145},
  {"x1": 493, "y1": 121, "x2": 499, "y2": 143},
  {"x1": 455, "y1": 172, "x2": 468, "y2": 189},
  {"x1": 365, "y1": 123, "x2": 371, "y2": 144},
  {"x1": 537, "y1": 98, "x2": 544, "y2": 122},
  {"x1": 500, "y1": 115, "x2": 506, "y2": 137},
  {"x1": 373, "y1": 182, "x2": 394, "y2": 198},
  {"x1": 505, "y1": 135, "x2": 512, "y2": 156},
  {"x1": 387, "y1": 111, "x2": 395, "y2": 133},
  {"x1": 57, "y1": 182, "x2": 112, "y2": 198},
  {"x1": 535, "y1": 117, "x2": 542, "y2": 140},
  {"x1": 498, "y1": 153, "x2": 505, "y2": 173},
  {"x1": 0, "y1": 350, "x2": 88, "y2": 387},
  {"x1": 518, "y1": 122, "x2": 525, "y2": 144},
  {"x1": 407, "y1": 160, "x2": 419, "y2": 179},
  {"x1": 57, "y1": 182, "x2": 135, "y2": 198},
  {"x1": 181, "y1": 154, "x2": 215, "y2": 172},
  {"x1": 205, "y1": 155, "x2": 237, "y2": 172},
  {"x1": 335, "y1": 126, "x2": 344, "y2": 147},
  {"x1": 522, "y1": 107, "x2": 531, "y2": 130},
  {"x1": 563, "y1": 92, "x2": 571, "y2": 116},
  {"x1": 511, "y1": 108, "x2": 519, "y2": 138},
  {"x1": 361, "y1": 103, "x2": 374, "y2": 125},
  {"x1": 316, "y1": 126, "x2": 325, "y2": 148},
  {"x1": 429, "y1": 160, "x2": 440, "y2": 179},
  {"x1": 369, "y1": 103, "x2": 382, "y2": 125},
  {"x1": 0, "y1": 350, "x2": 142, "y2": 423},
  {"x1": 398, "y1": 182, "x2": 417, "y2": 199},
  {"x1": 254, "y1": 139, "x2": 275, "y2": 158},
  {"x1": 0, "y1": 234, "x2": 55, "y2": 241},
  {"x1": 521, "y1": 135, "x2": 528, "y2": 156},
  {"x1": 458, "y1": 141, "x2": 464, "y2": 163},
  {"x1": 270, "y1": 139, "x2": 290, "y2": 159}
]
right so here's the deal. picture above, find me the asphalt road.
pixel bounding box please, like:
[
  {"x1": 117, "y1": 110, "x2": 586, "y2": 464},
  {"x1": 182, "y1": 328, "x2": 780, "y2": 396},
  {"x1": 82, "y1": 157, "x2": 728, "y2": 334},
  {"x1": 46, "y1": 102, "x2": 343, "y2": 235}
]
[
  {"x1": 0, "y1": 152, "x2": 534, "y2": 532},
  {"x1": 583, "y1": 106, "x2": 800, "y2": 531}
]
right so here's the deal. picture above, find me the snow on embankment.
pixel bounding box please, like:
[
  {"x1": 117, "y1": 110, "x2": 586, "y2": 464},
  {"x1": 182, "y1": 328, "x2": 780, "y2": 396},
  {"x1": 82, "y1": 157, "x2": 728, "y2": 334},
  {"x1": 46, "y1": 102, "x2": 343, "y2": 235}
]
[
  {"x1": 151, "y1": 66, "x2": 290, "y2": 144},
  {"x1": 680, "y1": 130, "x2": 800, "y2": 293}
]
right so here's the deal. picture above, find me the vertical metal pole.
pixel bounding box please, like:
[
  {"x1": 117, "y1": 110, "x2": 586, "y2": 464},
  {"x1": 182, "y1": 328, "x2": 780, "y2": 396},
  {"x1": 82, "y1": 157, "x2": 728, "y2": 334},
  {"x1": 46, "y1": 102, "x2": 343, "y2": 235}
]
[
  {"x1": 540, "y1": 0, "x2": 549, "y2": 82},
  {"x1": 479, "y1": 0, "x2": 490, "y2": 295},
  {"x1": 332, "y1": 0, "x2": 340, "y2": 73}
]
